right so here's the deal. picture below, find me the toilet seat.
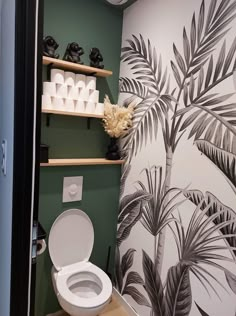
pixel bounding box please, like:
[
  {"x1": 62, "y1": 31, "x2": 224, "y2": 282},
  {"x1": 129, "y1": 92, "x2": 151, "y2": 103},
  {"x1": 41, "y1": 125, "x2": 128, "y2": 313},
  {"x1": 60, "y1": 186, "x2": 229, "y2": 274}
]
[
  {"x1": 56, "y1": 263, "x2": 112, "y2": 309},
  {"x1": 48, "y1": 209, "x2": 112, "y2": 313},
  {"x1": 49, "y1": 209, "x2": 94, "y2": 270}
]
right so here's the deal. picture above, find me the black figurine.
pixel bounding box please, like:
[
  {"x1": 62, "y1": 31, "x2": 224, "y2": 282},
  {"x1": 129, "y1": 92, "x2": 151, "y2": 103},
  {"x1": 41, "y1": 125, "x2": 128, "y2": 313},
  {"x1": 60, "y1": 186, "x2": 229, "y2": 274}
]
[
  {"x1": 63, "y1": 42, "x2": 84, "y2": 64},
  {"x1": 43, "y1": 36, "x2": 59, "y2": 59},
  {"x1": 89, "y1": 48, "x2": 104, "y2": 69}
]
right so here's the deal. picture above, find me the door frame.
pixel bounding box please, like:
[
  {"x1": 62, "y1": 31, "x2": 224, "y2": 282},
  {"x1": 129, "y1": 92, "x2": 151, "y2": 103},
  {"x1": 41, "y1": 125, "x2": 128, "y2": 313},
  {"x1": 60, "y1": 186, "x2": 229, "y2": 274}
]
[{"x1": 10, "y1": 0, "x2": 43, "y2": 315}]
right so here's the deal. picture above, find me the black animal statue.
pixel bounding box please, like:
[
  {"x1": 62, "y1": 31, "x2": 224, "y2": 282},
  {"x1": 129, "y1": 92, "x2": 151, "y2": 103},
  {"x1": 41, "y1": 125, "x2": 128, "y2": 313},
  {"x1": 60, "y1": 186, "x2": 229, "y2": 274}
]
[
  {"x1": 63, "y1": 42, "x2": 84, "y2": 64},
  {"x1": 89, "y1": 48, "x2": 104, "y2": 69},
  {"x1": 43, "y1": 36, "x2": 59, "y2": 59}
]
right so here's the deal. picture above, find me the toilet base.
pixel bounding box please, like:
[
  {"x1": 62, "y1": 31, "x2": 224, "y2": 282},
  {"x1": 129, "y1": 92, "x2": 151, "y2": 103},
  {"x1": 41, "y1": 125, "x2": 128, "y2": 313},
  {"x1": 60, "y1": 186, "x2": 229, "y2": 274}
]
[{"x1": 58, "y1": 293, "x2": 111, "y2": 316}]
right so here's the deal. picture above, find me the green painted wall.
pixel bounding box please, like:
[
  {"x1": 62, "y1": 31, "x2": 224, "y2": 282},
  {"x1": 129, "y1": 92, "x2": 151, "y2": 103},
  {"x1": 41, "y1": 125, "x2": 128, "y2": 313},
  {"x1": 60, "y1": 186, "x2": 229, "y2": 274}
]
[{"x1": 35, "y1": 1, "x2": 123, "y2": 315}]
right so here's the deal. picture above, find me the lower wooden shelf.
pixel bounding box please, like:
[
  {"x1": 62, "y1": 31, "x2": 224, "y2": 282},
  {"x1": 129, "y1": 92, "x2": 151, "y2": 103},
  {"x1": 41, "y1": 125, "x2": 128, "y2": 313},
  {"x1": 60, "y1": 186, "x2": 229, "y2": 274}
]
[
  {"x1": 42, "y1": 108, "x2": 104, "y2": 119},
  {"x1": 40, "y1": 158, "x2": 125, "y2": 167}
]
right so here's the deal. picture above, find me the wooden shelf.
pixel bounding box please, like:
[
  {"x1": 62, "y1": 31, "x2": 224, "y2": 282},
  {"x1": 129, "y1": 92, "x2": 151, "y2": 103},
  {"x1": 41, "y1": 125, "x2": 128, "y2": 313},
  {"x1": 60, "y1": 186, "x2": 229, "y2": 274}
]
[
  {"x1": 43, "y1": 56, "x2": 113, "y2": 77},
  {"x1": 40, "y1": 158, "x2": 125, "y2": 167},
  {"x1": 42, "y1": 108, "x2": 104, "y2": 119}
]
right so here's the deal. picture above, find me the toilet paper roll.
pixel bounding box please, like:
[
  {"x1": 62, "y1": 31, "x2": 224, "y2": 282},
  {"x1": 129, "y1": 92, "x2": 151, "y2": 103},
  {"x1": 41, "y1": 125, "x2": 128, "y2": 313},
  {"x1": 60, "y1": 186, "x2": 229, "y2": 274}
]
[
  {"x1": 41, "y1": 95, "x2": 52, "y2": 110},
  {"x1": 65, "y1": 99, "x2": 75, "y2": 112},
  {"x1": 88, "y1": 90, "x2": 99, "y2": 103},
  {"x1": 51, "y1": 68, "x2": 64, "y2": 84},
  {"x1": 86, "y1": 76, "x2": 96, "y2": 90},
  {"x1": 95, "y1": 102, "x2": 104, "y2": 115},
  {"x1": 75, "y1": 100, "x2": 85, "y2": 113},
  {"x1": 68, "y1": 86, "x2": 79, "y2": 100},
  {"x1": 43, "y1": 82, "x2": 56, "y2": 97},
  {"x1": 56, "y1": 84, "x2": 68, "y2": 98},
  {"x1": 79, "y1": 88, "x2": 89, "y2": 101},
  {"x1": 64, "y1": 71, "x2": 75, "y2": 86},
  {"x1": 52, "y1": 96, "x2": 65, "y2": 111},
  {"x1": 85, "y1": 101, "x2": 95, "y2": 114},
  {"x1": 37, "y1": 239, "x2": 46, "y2": 255},
  {"x1": 75, "y1": 74, "x2": 86, "y2": 89}
]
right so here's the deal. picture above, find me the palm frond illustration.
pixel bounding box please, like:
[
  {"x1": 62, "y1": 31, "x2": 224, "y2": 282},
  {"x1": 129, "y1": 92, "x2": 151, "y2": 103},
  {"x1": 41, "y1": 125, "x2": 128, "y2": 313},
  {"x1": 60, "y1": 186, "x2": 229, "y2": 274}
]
[
  {"x1": 183, "y1": 190, "x2": 236, "y2": 259},
  {"x1": 195, "y1": 140, "x2": 236, "y2": 191},
  {"x1": 195, "y1": 302, "x2": 210, "y2": 316},
  {"x1": 168, "y1": 200, "x2": 236, "y2": 300},
  {"x1": 119, "y1": 0, "x2": 236, "y2": 275},
  {"x1": 136, "y1": 165, "x2": 185, "y2": 268},
  {"x1": 120, "y1": 34, "x2": 175, "y2": 162},
  {"x1": 115, "y1": 246, "x2": 150, "y2": 308},
  {"x1": 117, "y1": 1, "x2": 236, "y2": 315}
]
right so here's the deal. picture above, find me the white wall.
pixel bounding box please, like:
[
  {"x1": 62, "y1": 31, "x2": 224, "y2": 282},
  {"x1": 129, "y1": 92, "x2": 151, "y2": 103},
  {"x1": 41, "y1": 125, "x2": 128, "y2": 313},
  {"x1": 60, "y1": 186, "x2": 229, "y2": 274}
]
[{"x1": 0, "y1": 0, "x2": 15, "y2": 314}]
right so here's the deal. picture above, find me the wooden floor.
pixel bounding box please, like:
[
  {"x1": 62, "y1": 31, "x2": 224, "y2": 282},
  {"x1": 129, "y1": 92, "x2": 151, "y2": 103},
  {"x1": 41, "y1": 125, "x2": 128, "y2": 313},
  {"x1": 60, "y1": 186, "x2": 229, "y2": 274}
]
[
  {"x1": 54, "y1": 296, "x2": 130, "y2": 316},
  {"x1": 99, "y1": 296, "x2": 130, "y2": 316}
]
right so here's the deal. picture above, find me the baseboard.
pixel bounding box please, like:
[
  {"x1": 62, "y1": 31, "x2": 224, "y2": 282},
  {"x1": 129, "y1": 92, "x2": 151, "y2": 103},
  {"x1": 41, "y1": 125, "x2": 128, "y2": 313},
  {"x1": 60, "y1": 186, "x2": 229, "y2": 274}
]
[
  {"x1": 46, "y1": 310, "x2": 66, "y2": 316},
  {"x1": 46, "y1": 287, "x2": 139, "y2": 316},
  {"x1": 111, "y1": 287, "x2": 138, "y2": 316}
]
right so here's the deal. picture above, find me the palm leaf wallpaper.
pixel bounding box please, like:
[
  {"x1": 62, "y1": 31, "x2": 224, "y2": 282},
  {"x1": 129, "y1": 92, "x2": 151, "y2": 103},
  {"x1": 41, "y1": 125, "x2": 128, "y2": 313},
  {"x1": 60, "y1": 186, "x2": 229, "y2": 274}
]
[{"x1": 116, "y1": 0, "x2": 236, "y2": 315}]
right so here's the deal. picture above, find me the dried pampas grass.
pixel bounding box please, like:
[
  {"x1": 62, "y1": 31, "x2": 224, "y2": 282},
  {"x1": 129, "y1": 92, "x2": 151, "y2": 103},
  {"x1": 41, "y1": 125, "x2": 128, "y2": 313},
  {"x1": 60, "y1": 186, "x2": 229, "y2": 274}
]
[{"x1": 103, "y1": 95, "x2": 134, "y2": 138}]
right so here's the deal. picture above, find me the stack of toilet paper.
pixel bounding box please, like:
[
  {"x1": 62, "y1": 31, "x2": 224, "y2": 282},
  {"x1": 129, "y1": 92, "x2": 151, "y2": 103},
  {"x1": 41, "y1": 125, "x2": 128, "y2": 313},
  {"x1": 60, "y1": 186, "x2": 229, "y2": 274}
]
[{"x1": 42, "y1": 68, "x2": 104, "y2": 115}]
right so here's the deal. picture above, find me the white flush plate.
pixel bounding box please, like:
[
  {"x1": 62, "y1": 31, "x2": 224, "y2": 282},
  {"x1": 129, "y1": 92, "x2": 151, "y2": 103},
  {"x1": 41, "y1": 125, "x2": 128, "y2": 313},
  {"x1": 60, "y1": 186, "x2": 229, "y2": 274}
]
[{"x1": 63, "y1": 176, "x2": 83, "y2": 203}]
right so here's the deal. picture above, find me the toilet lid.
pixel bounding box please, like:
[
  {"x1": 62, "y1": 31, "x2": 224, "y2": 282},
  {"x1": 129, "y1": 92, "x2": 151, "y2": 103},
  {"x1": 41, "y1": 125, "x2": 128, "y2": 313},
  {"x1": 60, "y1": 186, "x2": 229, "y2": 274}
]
[{"x1": 48, "y1": 209, "x2": 94, "y2": 270}]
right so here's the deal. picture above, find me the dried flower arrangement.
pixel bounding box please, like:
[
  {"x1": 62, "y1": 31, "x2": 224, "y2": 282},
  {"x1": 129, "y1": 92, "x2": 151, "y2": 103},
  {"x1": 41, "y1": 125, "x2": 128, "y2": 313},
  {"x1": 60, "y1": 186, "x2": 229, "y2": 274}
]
[{"x1": 103, "y1": 95, "x2": 134, "y2": 138}]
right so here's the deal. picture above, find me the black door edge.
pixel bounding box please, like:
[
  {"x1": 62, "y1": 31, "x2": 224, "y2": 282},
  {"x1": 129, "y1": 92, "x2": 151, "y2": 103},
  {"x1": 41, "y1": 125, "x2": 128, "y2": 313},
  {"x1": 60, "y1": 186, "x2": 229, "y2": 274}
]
[{"x1": 10, "y1": 0, "x2": 43, "y2": 315}]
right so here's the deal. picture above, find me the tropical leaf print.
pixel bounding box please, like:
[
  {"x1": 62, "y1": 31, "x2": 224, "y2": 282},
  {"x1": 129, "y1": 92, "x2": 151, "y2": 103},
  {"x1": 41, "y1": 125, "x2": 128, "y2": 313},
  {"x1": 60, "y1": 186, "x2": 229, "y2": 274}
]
[
  {"x1": 119, "y1": 190, "x2": 152, "y2": 221},
  {"x1": 123, "y1": 285, "x2": 150, "y2": 307},
  {"x1": 120, "y1": 35, "x2": 175, "y2": 161},
  {"x1": 174, "y1": 32, "x2": 236, "y2": 150},
  {"x1": 117, "y1": 190, "x2": 152, "y2": 245},
  {"x1": 117, "y1": 1, "x2": 236, "y2": 315},
  {"x1": 195, "y1": 302, "x2": 210, "y2": 316},
  {"x1": 195, "y1": 140, "x2": 236, "y2": 187},
  {"x1": 165, "y1": 262, "x2": 192, "y2": 316},
  {"x1": 115, "y1": 247, "x2": 150, "y2": 307},
  {"x1": 121, "y1": 34, "x2": 168, "y2": 95},
  {"x1": 170, "y1": 200, "x2": 236, "y2": 298},
  {"x1": 137, "y1": 165, "x2": 185, "y2": 237},
  {"x1": 142, "y1": 250, "x2": 167, "y2": 316},
  {"x1": 117, "y1": 203, "x2": 142, "y2": 246},
  {"x1": 120, "y1": 77, "x2": 149, "y2": 100},
  {"x1": 120, "y1": 164, "x2": 131, "y2": 197},
  {"x1": 171, "y1": 0, "x2": 236, "y2": 153},
  {"x1": 121, "y1": 248, "x2": 136, "y2": 277},
  {"x1": 183, "y1": 189, "x2": 236, "y2": 259},
  {"x1": 225, "y1": 271, "x2": 236, "y2": 295},
  {"x1": 115, "y1": 246, "x2": 123, "y2": 292},
  {"x1": 171, "y1": 0, "x2": 236, "y2": 92}
]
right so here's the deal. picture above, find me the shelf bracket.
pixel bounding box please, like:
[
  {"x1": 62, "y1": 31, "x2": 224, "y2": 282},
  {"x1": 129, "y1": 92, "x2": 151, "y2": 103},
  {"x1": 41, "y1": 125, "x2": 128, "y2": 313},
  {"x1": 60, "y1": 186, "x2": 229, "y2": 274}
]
[
  {"x1": 46, "y1": 114, "x2": 51, "y2": 127},
  {"x1": 47, "y1": 63, "x2": 54, "y2": 80},
  {"x1": 87, "y1": 118, "x2": 91, "y2": 129}
]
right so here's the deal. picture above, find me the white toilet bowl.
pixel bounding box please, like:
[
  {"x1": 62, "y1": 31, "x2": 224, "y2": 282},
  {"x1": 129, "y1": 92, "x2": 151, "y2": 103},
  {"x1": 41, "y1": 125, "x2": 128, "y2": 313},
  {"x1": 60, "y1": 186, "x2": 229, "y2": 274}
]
[{"x1": 48, "y1": 209, "x2": 112, "y2": 316}]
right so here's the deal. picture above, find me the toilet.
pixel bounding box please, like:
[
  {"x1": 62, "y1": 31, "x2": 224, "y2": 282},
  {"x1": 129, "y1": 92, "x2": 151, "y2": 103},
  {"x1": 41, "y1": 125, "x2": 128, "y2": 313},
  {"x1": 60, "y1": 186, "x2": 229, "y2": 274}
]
[{"x1": 48, "y1": 209, "x2": 112, "y2": 316}]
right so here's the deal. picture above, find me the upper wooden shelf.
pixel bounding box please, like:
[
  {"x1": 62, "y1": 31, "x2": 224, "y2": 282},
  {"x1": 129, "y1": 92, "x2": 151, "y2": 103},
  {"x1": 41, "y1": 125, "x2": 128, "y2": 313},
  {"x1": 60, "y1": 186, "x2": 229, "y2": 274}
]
[
  {"x1": 40, "y1": 158, "x2": 125, "y2": 167},
  {"x1": 43, "y1": 56, "x2": 113, "y2": 77},
  {"x1": 42, "y1": 108, "x2": 104, "y2": 119}
]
